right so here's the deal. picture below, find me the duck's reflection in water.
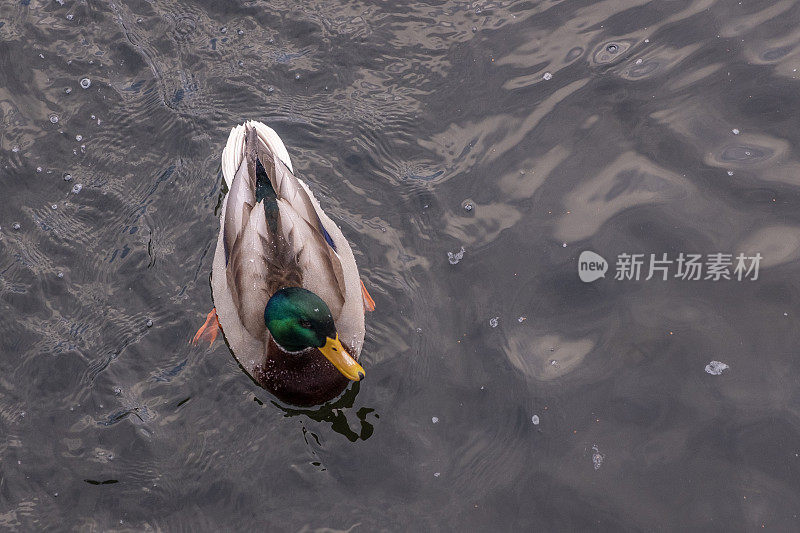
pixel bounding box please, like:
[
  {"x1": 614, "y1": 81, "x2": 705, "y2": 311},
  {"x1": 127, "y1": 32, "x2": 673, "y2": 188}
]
[{"x1": 259, "y1": 382, "x2": 378, "y2": 442}]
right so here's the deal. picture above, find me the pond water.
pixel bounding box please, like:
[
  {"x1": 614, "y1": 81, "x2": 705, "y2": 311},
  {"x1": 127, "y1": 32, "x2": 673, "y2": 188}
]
[{"x1": 2, "y1": 0, "x2": 800, "y2": 530}]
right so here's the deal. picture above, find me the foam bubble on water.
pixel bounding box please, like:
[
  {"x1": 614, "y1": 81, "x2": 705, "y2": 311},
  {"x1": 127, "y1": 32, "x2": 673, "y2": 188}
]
[
  {"x1": 448, "y1": 246, "x2": 465, "y2": 265},
  {"x1": 592, "y1": 445, "x2": 604, "y2": 470},
  {"x1": 531, "y1": 415, "x2": 540, "y2": 425},
  {"x1": 543, "y1": 72, "x2": 553, "y2": 80},
  {"x1": 80, "y1": 78, "x2": 91, "y2": 89},
  {"x1": 705, "y1": 360, "x2": 729, "y2": 375},
  {"x1": 489, "y1": 316, "x2": 499, "y2": 328}
]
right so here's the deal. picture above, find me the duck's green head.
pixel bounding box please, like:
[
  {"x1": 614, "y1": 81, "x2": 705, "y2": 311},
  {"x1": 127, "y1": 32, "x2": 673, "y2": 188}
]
[{"x1": 264, "y1": 287, "x2": 364, "y2": 381}]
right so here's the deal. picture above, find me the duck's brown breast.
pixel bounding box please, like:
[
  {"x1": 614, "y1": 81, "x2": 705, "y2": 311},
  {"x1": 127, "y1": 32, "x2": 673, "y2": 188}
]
[{"x1": 254, "y1": 336, "x2": 353, "y2": 407}]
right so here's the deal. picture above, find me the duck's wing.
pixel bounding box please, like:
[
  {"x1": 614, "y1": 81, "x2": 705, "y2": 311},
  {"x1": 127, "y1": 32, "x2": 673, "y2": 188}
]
[{"x1": 247, "y1": 124, "x2": 348, "y2": 312}]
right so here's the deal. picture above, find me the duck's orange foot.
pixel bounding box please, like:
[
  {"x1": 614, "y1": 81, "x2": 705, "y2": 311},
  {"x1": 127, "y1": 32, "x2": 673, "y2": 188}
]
[
  {"x1": 360, "y1": 279, "x2": 375, "y2": 312},
  {"x1": 192, "y1": 308, "x2": 220, "y2": 346}
]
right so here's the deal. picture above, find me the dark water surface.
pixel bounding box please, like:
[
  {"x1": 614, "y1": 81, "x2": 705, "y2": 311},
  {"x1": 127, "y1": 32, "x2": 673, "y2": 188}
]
[{"x1": 2, "y1": 0, "x2": 800, "y2": 530}]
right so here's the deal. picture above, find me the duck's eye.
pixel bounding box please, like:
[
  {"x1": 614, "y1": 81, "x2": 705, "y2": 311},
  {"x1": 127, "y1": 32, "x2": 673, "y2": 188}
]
[{"x1": 299, "y1": 319, "x2": 312, "y2": 329}]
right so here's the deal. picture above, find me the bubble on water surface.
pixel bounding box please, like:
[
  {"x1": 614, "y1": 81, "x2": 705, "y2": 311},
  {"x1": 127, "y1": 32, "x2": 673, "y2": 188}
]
[
  {"x1": 592, "y1": 40, "x2": 633, "y2": 64},
  {"x1": 705, "y1": 360, "x2": 729, "y2": 375},
  {"x1": 80, "y1": 78, "x2": 91, "y2": 89},
  {"x1": 592, "y1": 445, "x2": 604, "y2": 470},
  {"x1": 448, "y1": 246, "x2": 465, "y2": 265}
]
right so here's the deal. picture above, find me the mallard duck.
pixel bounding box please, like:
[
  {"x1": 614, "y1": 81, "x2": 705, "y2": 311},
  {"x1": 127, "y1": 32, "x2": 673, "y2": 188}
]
[{"x1": 192, "y1": 121, "x2": 375, "y2": 406}]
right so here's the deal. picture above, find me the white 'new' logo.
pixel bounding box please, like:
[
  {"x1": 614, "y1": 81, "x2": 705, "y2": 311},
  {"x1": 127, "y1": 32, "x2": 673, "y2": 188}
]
[{"x1": 578, "y1": 251, "x2": 608, "y2": 282}]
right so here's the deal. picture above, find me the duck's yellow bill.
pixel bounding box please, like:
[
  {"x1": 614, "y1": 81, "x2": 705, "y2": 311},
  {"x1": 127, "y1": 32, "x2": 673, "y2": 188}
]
[{"x1": 319, "y1": 335, "x2": 365, "y2": 381}]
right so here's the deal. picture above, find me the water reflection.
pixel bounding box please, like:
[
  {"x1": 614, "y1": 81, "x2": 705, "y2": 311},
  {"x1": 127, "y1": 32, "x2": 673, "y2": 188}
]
[{"x1": 267, "y1": 382, "x2": 377, "y2": 442}]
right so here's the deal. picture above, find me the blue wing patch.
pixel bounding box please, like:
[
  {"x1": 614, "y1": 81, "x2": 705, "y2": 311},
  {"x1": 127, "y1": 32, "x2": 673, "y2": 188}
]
[{"x1": 318, "y1": 218, "x2": 337, "y2": 252}]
